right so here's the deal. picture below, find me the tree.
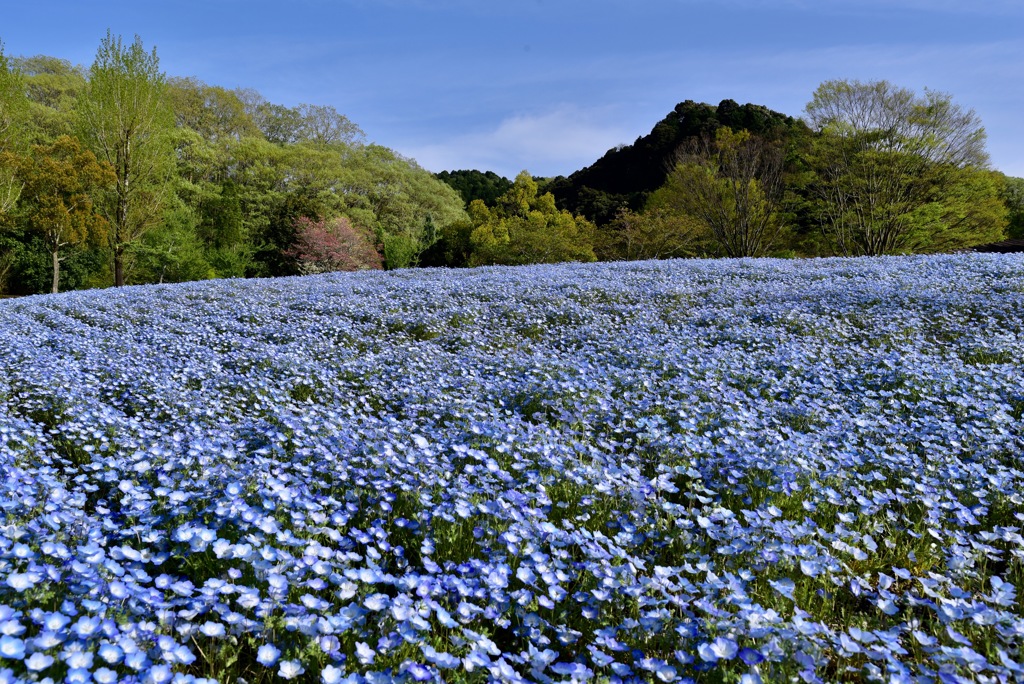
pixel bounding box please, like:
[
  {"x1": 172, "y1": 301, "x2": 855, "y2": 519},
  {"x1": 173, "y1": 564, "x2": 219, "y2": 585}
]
[
  {"x1": 332, "y1": 144, "x2": 467, "y2": 269},
  {"x1": 18, "y1": 135, "x2": 115, "y2": 292},
  {"x1": 435, "y1": 169, "x2": 512, "y2": 206},
  {"x1": 469, "y1": 171, "x2": 596, "y2": 266},
  {"x1": 167, "y1": 77, "x2": 259, "y2": 142},
  {"x1": 804, "y1": 79, "x2": 996, "y2": 255},
  {"x1": 550, "y1": 99, "x2": 805, "y2": 224},
  {"x1": 660, "y1": 127, "x2": 786, "y2": 257},
  {"x1": 0, "y1": 42, "x2": 29, "y2": 216},
  {"x1": 295, "y1": 103, "x2": 363, "y2": 147},
  {"x1": 132, "y1": 198, "x2": 214, "y2": 284},
  {"x1": 77, "y1": 32, "x2": 174, "y2": 286},
  {"x1": 285, "y1": 215, "x2": 381, "y2": 274},
  {"x1": 14, "y1": 55, "x2": 87, "y2": 145},
  {"x1": 1001, "y1": 176, "x2": 1024, "y2": 240},
  {"x1": 901, "y1": 167, "x2": 1007, "y2": 252},
  {"x1": 595, "y1": 207, "x2": 708, "y2": 261}
]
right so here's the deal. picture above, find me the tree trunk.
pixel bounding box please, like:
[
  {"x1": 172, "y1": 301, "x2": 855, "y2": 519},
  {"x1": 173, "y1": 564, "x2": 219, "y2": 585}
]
[
  {"x1": 51, "y1": 250, "x2": 60, "y2": 294},
  {"x1": 114, "y1": 248, "x2": 125, "y2": 287}
]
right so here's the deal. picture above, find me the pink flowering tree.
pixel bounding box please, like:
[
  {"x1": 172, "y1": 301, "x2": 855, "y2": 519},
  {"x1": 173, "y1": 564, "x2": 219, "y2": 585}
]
[{"x1": 285, "y1": 216, "x2": 383, "y2": 274}]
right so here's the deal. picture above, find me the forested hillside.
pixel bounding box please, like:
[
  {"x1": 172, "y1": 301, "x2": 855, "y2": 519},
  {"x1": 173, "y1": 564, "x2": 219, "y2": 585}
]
[
  {"x1": 2, "y1": 33, "x2": 1023, "y2": 294},
  {"x1": 546, "y1": 99, "x2": 806, "y2": 224},
  {"x1": 436, "y1": 89, "x2": 1020, "y2": 264},
  {"x1": 0, "y1": 35, "x2": 467, "y2": 294}
]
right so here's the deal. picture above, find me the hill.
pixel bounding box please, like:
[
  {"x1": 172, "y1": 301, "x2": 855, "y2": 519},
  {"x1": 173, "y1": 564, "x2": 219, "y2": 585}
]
[{"x1": 546, "y1": 99, "x2": 808, "y2": 224}]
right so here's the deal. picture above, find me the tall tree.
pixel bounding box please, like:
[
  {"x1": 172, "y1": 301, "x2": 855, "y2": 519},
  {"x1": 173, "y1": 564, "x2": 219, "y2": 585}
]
[
  {"x1": 77, "y1": 31, "x2": 174, "y2": 286},
  {"x1": 0, "y1": 42, "x2": 29, "y2": 216},
  {"x1": 296, "y1": 103, "x2": 363, "y2": 147},
  {"x1": 18, "y1": 135, "x2": 115, "y2": 293},
  {"x1": 804, "y1": 79, "x2": 997, "y2": 255},
  {"x1": 659, "y1": 127, "x2": 786, "y2": 257}
]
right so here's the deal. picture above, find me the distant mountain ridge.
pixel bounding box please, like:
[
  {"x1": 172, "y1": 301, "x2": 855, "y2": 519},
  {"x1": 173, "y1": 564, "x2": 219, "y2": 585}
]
[{"x1": 546, "y1": 99, "x2": 806, "y2": 224}]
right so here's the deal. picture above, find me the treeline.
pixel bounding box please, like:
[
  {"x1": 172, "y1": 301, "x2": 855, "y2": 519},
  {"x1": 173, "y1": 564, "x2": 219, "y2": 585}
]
[
  {"x1": 2, "y1": 34, "x2": 1024, "y2": 295},
  {"x1": 430, "y1": 91, "x2": 1024, "y2": 268},
  {"x1": 0, "y1": 34, "x2": 467, "y2": 294}
]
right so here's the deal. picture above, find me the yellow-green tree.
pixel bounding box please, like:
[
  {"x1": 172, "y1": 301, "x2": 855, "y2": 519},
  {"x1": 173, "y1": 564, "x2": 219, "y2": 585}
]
[
  {"x1": 595, "y1": 207, "x2": 709, "y2": 261},
  {"x1": 0, "y1": 42, "x2": 29, "y2": 217},
  {"x1": 469, "y1": 171, "x2": 596, "y2": 266},
  {"x1": 805, "y1": 79, "x2": 1003, "y2": 255},
  {"x1": 18, "y1": 135, "x2": 115, "y2": 292},
  {"x1": 77, "y1": 32, "x2": 174, "y2": 286},
  {"x1": 659, "y1": 127, "x2": 786, "y2": 258}
]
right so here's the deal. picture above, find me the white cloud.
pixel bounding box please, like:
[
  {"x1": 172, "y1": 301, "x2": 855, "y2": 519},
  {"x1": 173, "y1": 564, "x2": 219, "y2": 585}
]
[{"x1": 401, "y1": 106, "x2": 637, "y2": 178}]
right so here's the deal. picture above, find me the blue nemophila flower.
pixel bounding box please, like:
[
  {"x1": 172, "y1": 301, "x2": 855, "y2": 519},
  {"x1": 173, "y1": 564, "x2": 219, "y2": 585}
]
[
  {"x1": 550, "y1": 661, "x2": 593, "y2": 679},
  {"x1": 698, "y1": 637, "x2": 738, "y2": 662},
  {"x1": 402, "y1": 662, "x2": 433, "y2": 682},
  {"x1": 24, "y1": 652, "x2": 53, "y2": 671},
  {"x1": 256, "y1": 643, "x2": 280, "y2": 667},
  {"x1": 0, "y1": 636, "x2": 24, "y2": 659},
  {"x1": 322, "y1": 664, "x2": 344, "y2": 684},
  {"x1": 279, "y1": 660, "x2": 306, "y2": 679},
  {"x1": 93, "y1": 667, "x2": 119, "y2": 684},
  {"x1": 5, "y1": 572, "x2": 37, "y2": 592},
  {"x1": 147, "y1": 664, "x2": 174, "y2": 684},
  {"x1": 4, "y1": 254, "x2": 1024, "y2": 681},
  {"x1": 421, "y1": 644, "x2": 460, "y2": 669},
  {"x1": 355, "y1": 641, "x2": 376, "y2": 665},
  {"x1": 198, "y1": 621, "x2": 225, "y2": 638}
]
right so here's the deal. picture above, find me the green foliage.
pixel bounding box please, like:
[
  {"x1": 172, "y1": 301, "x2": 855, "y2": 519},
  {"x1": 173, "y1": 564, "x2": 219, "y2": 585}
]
[
  {"x1": 16, "y1": 56, "x2": 89, "y2": 145},
  {"x1": 166, "y1": 77, "x2": 259, "y2": 142},
  {"x1": 77, "y1": 31, "x2": 175, "y2": 286},
  {"x1": 551, "y1": 99, "x2": 807, "y2": 225},
  {"x1": 902, "y1": 167, "x2": 1007, "y2": 252},
  {"x1": 17, "y1": 135, "x2": 116, "y2": 292},
  {"x1": 333, "y1": 144, "x2": 467, "y2": 267},
  {"x1": 469, "y1": 171, "x2": 596, "y2": 266},
  {"x1": 419, "y1": 218, "x2": 475, "y2": 268},
  {"x1": 804, "y1": 79, "x2": 998, "y2": 256},
  {"x1": 4, "y1": 229, "x2": 107, "y2": 294},
  {"x1": 1001, "y1": 175, "x2": 1024, "y2": 239},
  {"x1": 381, "y1": 231, "x2": 420, "y2": 270},
  {"x1": 131, "y1": 199, "x2": 215, "y2": 284},
  {"x1": 656, "y1": 127, "x2": 787, "y2": 257},
  {"x1": 0, "y1": 42, "x2": 29, "y2": 216},
  {"x1": 595, "y1": 207, "x2": 710, "y2": 261},
  {"x1": 435, "y1": 169, "x2": 512, "y2": 206}
]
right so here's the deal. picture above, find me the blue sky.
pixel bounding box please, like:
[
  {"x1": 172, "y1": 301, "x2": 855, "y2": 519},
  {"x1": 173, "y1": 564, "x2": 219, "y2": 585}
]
[{"x1": 3, "y1": 0, "x2": 1022, "y2": 179}]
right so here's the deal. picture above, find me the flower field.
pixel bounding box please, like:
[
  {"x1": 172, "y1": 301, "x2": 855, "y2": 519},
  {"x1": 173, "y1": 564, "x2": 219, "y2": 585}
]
[{"x1": 1, "y1": 254, "x2": 1023, "y2": 684}]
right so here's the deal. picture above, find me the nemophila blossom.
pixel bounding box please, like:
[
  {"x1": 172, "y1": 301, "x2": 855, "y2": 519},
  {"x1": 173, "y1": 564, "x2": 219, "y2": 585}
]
[
  {"x1": 355, "y1": 641, "x2": 376, "y2": 665},
  {"x1": 93, "y1": 667, "x2": 118, "y2": 684},
  {"x1": 66, "y1": 668, "x2": 92, "y2": 684},
  {"x1": 2, "y1": 254, "x2": 1024, "y2": 681},
  {"x1": 146, "y1": 664, "x2": 174, "y2": 684},
  {"x1": 24, "y1": 652, "x2": 53, "y2": 671},
  {"x1": 256, "y1": 643, "x2": 280, "y2": 667},
  {"x1": 198, "y1": 621, "x2": 225, "y2": 638},
  {"x1": 0, "y1": 621, "x2": 23, "y2": 637},
  {"x1": 321, "y1": 664, "x2": 344, "y2": 684},
  {"x1": 278, "y1": 660, "x2": 305, "y2": 679},
  {"x1": 0, "y1": 636, "x2": 24, "y2": 659}
]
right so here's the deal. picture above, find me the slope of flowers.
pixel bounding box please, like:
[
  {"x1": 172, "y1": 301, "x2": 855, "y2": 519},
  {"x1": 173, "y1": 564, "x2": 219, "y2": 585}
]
[{"x1": 0, "y1": 254, "x2": 1023, "y2": 684}]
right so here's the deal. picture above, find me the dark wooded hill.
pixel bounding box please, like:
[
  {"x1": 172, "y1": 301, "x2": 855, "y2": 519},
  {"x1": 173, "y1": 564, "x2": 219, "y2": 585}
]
[{"x1": 546, "y1": 99, "x2": 808, "y2": 225}]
